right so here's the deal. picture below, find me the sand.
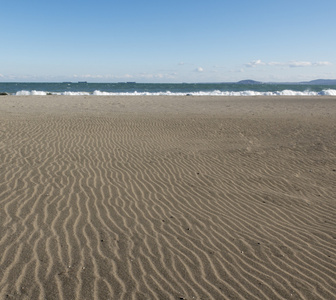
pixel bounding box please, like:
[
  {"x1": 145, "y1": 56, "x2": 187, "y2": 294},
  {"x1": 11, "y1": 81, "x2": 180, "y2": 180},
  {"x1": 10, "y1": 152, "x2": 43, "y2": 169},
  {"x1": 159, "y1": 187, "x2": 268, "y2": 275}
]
[{"x1": 0, "y1": 95, "x2": 335, "y2": 299}]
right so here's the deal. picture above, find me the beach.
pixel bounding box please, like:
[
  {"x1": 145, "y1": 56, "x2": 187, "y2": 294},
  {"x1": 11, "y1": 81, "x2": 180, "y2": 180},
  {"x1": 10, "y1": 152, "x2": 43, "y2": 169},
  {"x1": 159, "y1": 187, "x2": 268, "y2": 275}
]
[{"x1": 0, "y1": 95, "x2": 335, "y2": 299}]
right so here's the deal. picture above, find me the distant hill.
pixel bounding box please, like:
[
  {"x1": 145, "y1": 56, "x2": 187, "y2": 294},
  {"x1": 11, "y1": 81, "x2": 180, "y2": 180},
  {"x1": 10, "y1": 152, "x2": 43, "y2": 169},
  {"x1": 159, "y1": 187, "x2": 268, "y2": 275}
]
[
  {"x1": 300, "y1": 79, "x2": 336, "y2": 85},
  {"x1": 236, "y1": 80, "x2": 262, "y2": 85}
]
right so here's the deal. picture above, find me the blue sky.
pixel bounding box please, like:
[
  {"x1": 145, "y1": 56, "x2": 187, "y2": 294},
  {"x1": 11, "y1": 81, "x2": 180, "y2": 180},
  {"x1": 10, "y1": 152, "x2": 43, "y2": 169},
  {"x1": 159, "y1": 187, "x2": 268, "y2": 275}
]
[{"x1": 1, "y1": 0, "x2": 335, "y2": 82}]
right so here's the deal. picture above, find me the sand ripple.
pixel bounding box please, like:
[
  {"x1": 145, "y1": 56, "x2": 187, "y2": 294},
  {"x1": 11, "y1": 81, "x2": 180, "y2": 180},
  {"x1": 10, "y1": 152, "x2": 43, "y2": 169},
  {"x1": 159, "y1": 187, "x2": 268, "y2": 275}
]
[{"x1": 0, "y1": 97, "x2": 336, "y2": 299}]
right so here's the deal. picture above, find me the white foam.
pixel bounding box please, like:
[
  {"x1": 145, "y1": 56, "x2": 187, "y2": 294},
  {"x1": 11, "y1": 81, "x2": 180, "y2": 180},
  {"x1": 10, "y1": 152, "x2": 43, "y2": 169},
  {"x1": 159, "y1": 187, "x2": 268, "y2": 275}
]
[
  {"x1": 15, "y1": 90, "x2": 90, "y2": 96},
  {"x1": 277, "y1": 90, "x2": 317, "y2": 96},
  {"x1": 93, "y1": 90, "x2": 113, "y2": 96},
  {"x1": 16, "y1": 90, "x2": 48, "y2": 96},
  {"x1": 14, "y1": 89, "x2": 336, "y2": 96},
  {"x1": 319, "y1": 89, "x2": 336, "y2": 96},
  {"x1": 62, "y1": 91, "x2": 90, "y2": 96}
]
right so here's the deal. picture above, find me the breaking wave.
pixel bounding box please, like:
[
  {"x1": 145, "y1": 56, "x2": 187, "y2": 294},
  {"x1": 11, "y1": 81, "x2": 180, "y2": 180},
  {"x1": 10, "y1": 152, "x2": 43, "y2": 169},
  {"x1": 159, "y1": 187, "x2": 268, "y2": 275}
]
[{"x1": 14, "y1": 89, "x2": 336, "y2": 96}]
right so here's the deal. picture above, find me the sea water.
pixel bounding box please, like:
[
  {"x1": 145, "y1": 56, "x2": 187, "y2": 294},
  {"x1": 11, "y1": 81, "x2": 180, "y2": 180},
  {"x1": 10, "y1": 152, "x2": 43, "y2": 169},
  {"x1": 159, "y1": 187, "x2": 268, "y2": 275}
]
[{"x1": 1, "y1": 82, "x2": 336, "y2": 96}]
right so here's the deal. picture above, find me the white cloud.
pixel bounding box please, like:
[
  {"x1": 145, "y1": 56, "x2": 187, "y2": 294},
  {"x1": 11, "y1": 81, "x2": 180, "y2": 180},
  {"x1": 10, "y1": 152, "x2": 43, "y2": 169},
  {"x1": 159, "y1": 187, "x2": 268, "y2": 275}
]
[
  {"x1": 81, "y1": 74, "x2": 105, "y2": 79},
  {"x1": 267, "y1": 61, "x2": 285, "y2": 66},
  {"x1": 313, "y1": 61, "x2": 332, "y2": 66},
  {"x1": 0, "y1": 73, "x2": 4, "y2": 78},
  {"x1": 71, "y1": 72, "x2": 178, "y2": 82},
  {"x1": 73, "y1": 74, "x2": 133, "y2": 80},
  {"x1": 123, "y1": 74, "x2": 133, "y2": 78},
  {"x1": 245, "y1": 59, "x2": 265, "y2": 67},
  {"x1": 194, "y1": 67, "x2": 204, "y2": 72},
  {"x1": 134, "y1": 72, "x2": 178, "y2": 80},
  {"x1": 288, "y1": 61, "x2": 312, "y2": 68},
  {"x1": 246, "y1": 60, "x2": 332, "y2": 68}
]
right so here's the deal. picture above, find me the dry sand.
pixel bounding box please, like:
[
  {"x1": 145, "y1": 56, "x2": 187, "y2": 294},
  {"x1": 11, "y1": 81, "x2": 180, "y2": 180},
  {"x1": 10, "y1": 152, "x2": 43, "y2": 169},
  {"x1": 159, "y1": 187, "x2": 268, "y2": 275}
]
[{"x1": 0, "y1": 95, "x2": 335, "y2": 299}]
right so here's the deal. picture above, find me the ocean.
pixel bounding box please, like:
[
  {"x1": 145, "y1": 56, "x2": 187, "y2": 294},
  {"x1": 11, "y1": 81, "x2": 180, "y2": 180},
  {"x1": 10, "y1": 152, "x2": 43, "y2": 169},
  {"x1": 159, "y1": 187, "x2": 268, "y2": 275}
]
[{"x1": 1, "y1": 82, "x2": 336, "y2": 96}]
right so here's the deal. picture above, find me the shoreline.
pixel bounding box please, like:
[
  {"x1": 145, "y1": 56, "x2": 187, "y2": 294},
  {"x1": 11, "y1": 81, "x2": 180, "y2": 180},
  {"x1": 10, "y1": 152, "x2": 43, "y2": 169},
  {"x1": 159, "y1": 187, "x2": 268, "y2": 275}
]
[
  {"x1": 1, "y1": 95, "x2": 336, "y2": 115},
  {"x1": 1, "y1": 81, "x2": 336, "y2": 97},
  {"x1": 1, "y1": 96, "x2": 335, "y2": 299}
]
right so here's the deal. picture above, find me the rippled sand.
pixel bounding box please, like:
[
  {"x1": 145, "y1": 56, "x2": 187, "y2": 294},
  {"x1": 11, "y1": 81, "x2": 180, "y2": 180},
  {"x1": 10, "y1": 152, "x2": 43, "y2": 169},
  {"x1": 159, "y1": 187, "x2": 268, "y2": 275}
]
[{"x1": 0, "y1": 96, "x2": 335, "y2": 299}]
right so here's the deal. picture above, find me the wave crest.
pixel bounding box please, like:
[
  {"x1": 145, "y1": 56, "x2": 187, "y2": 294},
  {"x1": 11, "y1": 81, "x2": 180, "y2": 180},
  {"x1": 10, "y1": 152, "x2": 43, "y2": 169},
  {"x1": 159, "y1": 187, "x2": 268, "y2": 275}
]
[{"x1": 14, "y1": 89, "x2": 336, "y2": 96}]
